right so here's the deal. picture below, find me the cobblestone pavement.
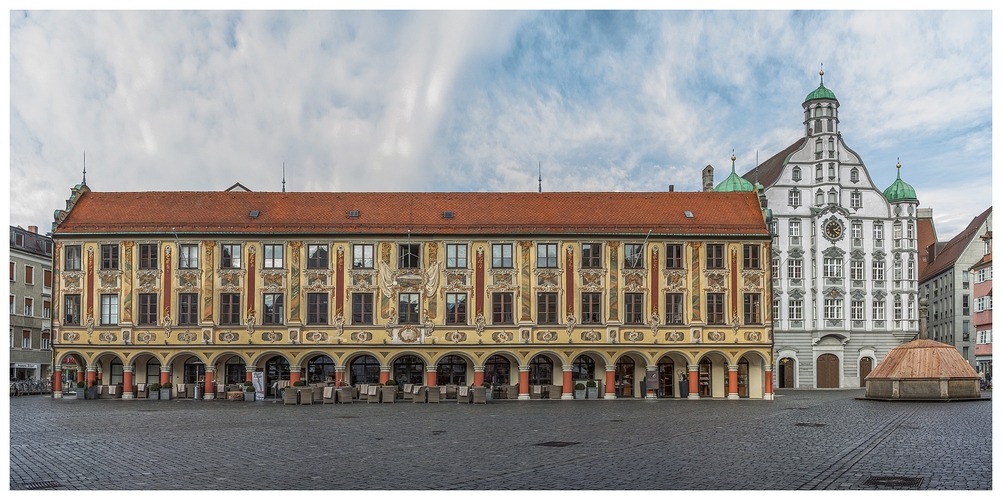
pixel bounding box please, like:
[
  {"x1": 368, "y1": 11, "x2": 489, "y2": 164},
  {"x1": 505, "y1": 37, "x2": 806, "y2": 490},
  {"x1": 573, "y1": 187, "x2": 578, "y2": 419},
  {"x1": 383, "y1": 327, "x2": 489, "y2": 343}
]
[{"x1": 8, "y1": 389, "x2": 992, "y2": 490}]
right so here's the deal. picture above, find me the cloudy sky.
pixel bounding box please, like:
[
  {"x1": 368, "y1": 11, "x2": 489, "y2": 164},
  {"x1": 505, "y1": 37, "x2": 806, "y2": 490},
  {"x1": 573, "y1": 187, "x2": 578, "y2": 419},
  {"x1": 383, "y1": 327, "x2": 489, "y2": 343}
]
[{"x1": 8, "y1": 10, "x2": 993, "y2": 240}]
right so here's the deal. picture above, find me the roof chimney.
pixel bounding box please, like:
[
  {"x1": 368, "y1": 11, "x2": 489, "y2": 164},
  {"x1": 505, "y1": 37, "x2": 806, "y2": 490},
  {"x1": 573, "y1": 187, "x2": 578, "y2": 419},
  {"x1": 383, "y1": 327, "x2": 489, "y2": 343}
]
[
  {"x1": 702, "y1": 165, "x2": 714, "y2": 192},
  {"x1": 28, "y1": 226, "x2": 37, "y2": 234},
  {"x1": 668, "y1": 185, "x2": 674, "y2": 192}
]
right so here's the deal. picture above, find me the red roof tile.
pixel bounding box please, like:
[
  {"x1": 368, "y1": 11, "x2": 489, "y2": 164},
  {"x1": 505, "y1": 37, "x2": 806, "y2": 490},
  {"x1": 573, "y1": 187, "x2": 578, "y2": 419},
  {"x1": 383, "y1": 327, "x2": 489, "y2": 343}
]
[
  {"x1": 921, "y1": 207, "x2": 992, "y2": 281},
  {"x1": 741, "y1": 139, "x2": 806, "y2": 187},
  {"x1": 54, "y1": 191, "x2": 770, "y2": 238}
]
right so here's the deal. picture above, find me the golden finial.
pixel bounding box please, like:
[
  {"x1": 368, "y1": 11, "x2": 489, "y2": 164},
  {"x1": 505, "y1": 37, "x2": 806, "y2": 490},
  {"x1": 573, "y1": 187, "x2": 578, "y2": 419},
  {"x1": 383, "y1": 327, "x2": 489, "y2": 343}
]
[
  {"x1": 896, "y1": 157, "x2": 901, "y2": 169},
  {"x1": 820, "y1": 63, "x2": 825, "y2": 84},
  {"x1": 731, "y1": 149, "x2": 736, "y2": 162}
]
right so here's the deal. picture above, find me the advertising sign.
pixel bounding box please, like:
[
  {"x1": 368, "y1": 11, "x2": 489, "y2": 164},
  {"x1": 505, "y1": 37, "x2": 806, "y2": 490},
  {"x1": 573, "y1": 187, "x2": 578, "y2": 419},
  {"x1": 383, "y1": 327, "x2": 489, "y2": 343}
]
[
  {"x1": 645, "y1": 371, "x2": 659, "y2": 390},
  {"x1": 251, "y1": 371, "x2": 265, "y2": 401}
]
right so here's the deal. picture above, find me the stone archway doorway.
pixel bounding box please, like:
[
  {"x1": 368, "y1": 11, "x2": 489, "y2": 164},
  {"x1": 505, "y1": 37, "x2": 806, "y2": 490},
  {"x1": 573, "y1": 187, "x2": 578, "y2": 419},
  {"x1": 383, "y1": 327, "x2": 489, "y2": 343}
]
[{"x1": 817, "y1": 353, "x2": 839, "y2": 388}]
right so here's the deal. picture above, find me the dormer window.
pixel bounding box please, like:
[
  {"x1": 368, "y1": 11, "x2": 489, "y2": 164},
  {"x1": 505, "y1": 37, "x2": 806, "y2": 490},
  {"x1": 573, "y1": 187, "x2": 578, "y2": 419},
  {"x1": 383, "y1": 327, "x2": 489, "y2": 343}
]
[
  {"x1": 815, "y1": 190, "x2": 825, "y2": 206},
  {"x1": 828, "y1": 189, "x2": 837, "y2": 205},
  {"x1": 850, "y1": 168, "x2": 859, "y2": 183},
  {"x1": 850, "y1": 191, "x2": 862, "y2": 209},
  {"x1": 792, "y1": 166, "x2": 801, "y2": 182}
]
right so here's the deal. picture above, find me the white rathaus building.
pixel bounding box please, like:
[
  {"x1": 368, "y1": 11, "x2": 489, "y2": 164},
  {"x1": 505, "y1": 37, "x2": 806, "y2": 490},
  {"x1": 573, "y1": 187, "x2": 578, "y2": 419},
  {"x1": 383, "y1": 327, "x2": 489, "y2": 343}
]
[{"x1": 720, "y1": 71, "x2": 920, "y2": 388}]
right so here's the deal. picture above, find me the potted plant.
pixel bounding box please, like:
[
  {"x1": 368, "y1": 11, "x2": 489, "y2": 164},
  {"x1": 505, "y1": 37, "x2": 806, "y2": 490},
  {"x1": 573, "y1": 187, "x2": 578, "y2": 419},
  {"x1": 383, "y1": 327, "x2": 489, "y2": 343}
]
[
  {"x1": 243, "y1": 381, "x2": 256, "y2": 402},
  {"x1": 149, "y1": 383, "x2": 161, "y2": 400},
  {"x1": 574, "y1": 383, "x2": 586, "y2": 399},
  {"x1": 586, "y1": 380, "x2": 598, "y2": 399},
  {"x1": 380, "y1": 380, "x2": 397, "y2": 403},
  {"x1": 159, "y1": 382, "x2": 173, "y2": 400},
  {"x1": 481, "y1": 381, "x2": 493, "y2": 401}
]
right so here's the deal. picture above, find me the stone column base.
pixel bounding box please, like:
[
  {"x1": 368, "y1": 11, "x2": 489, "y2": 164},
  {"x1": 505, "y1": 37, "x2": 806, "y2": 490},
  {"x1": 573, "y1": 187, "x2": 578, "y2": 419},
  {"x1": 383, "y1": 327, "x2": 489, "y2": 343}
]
[
  {"x1": 123, "y1": 393, "x2": 134, "y2": 400},
  {"x1": 727, "y1": 394, "x2": 739, "y2": 400},
  {"x1": 687, "y1": 394, "x2": 700, "y2": 400},
  {"x1": 205, "y1": 393, "x2": 215, "y2": 400},
  {"x1": 518, "y1": 395, "x2": 530, "y2": 400},
  {"x1": 645, "y1": 394, "x2": 657, "y2": 399},
  {"x1": 603, "y1": 394, "x2": 616, "y2": 400},
  {"x1": 763, "y1": 393, "x2": 774, "y2": 400},
  {"x1": 53, "y1": 391, "x2": 63, "y2": 399},
  {"x1": 561, "y1": 394, "x2": 573, "y2": 400}
]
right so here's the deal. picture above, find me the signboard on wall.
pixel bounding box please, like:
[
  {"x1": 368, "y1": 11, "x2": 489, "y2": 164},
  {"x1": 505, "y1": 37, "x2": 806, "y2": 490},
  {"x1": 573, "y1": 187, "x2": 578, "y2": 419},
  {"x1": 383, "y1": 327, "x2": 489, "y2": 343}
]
[
  {"x1": 251, "y1": 371, "x2": 265, "y2": 401},
  {"x1": 645, "y1": 371, "x2": 659, "y2": 389}
]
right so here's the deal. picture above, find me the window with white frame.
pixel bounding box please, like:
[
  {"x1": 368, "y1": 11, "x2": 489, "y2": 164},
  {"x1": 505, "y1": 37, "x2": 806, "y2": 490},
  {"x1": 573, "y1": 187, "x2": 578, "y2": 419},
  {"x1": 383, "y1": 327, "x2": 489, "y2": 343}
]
[
  {"x1": 824, "y1": 298, "x2": 843, "y2": 319},
  {"x1": 851, "y1": 260, "x2": 864, "y2": 281},
  {"x1": 976, "y1": 295, "x2": 992, "y2": 312},
  {"x1": 893, "y1": 296, "x2": 902, "y2": 320},
  {"x1": 823, "y1": 258, "x2": 842, "y2": 278},
  {"x1": 893, "y1": 223, "x2": 903, "y2": 248},
  {"x1": 772, "y1": 259, "x2": 779, "y2": 280},
  {"x1": 263, "y1": 244, "x2": 284, "y2": 268},
  {"x1": 851, "y1": 300, "x2": 865, "y2": 321},
  {"x1": 789, "y1": 219, "x2": 801, "y2": 238},
  {"x1": 792, "y1": 167, "x2": 801, "y2": 181},
  {"x1": 788, "y1": 299, "x2": 803, "y2": 320},
  {"x1": 788, "y1": 259, "x2": 802, "y2": 279},
  {"x1": 22, "y1": 330, "x2": 31, "y2": 349},
  {"x1": 893, "y1": 260, "x2": 902, "y2": 281},
  {"x1": 353, "y1": 244, "x2": 374, "y2": 269},
  {"x1": 908, "y1": 296, "x2": 915, "y2": 320},
  {"x1": 179, "y1": 244, "x2": 199, "y2": 269},
  {"x1": 788, "y1": 189, "x2": 801, "y2": 207},
  {"x1": 815, "y1": 190, "x2": 824, "y2": 206},
  {"x1": 40, "y1": 333, "x2": 50, "y2": 350},
  {"x1": 907, "y1": 260, "x2": 915, "y2": 280},
  {"x1": 850, "y1": 191, "x2": 861, "y2": 209},
  {"x1": 977, "y1": 330, "x2": 992, "y2": 344},
  {"x1": 873, "y1": 222, "x2": 884, "y2": 245},
  {"x1": 872, "y1": 260, "x2": 885, "y2": 281},
  {"x1": 851, "y1": 220, "x2": 862, "y2": 239},
  {"x1": 23, "y1": 297, "x2": 33, "y2": 317},
  {"x1": 446, "y1": 244, "x2": 468, "y2": 269},
  {"x1": 873, "y1": 300, "x2": 885, "y2": 320},
  {"x1": 101, "y1": 294, "x2": 119, "y2": 325}
]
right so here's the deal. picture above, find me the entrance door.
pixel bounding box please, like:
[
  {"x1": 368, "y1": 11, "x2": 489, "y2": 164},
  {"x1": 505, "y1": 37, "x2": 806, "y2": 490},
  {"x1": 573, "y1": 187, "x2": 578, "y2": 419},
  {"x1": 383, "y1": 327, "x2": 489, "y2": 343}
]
[
  {"x1": 616, "y1": 356, "x2": 635, "y2": 397},
  {"x1": 657, "y1": 359, "x2": 674, "y2": 398},
  {"x1": 859, "y1": 357, "x2": 873, "y2": 386},
  {"x1": 816, "y1": 354, "x2": 839, "y2": 388},
  {"x1": 779, "y1": 358, "x2": 795, "y2": 388},
  {"x1": 698, "y1": 358, "x2": 712, "y2": 396},
  {"x1": 737, "y1": 358, "x2": 749, "y2": 397}
]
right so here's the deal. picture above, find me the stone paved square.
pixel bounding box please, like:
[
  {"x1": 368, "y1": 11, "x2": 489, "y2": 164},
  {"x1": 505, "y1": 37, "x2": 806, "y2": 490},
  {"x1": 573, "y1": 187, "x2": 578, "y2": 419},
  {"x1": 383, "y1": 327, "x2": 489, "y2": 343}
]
[{"x1": 8, "y1": 389, "x2": 992, "y2": 490}]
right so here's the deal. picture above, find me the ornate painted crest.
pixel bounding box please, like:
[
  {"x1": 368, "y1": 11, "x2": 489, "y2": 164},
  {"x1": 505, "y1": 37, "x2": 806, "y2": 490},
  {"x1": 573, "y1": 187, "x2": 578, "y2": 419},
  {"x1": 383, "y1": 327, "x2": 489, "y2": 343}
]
[
  {"x1": 492, "y1": 331, "x2": 513, "y2": 343},
  {"x1": 623, "y1": 330, "x2": 644, "y2": 342},
  {"x1": 536, "y1": 330, "x2": 557, "y2": 342},
  {"x1": 707, "y1": 330, "x2": 725, "y2": 342},
  {"x1": 218, "y1": 330, "x2": 240, "y2": 343},
  {"x1": 137, "y1": 331, "x2": 156, "y2": 344},
  {"x1": 445, "y1": 331, "x2": 467, "y2": 343},
  {"x1": 351, "y1": 331, "x2": 372, "y2": 342},
  {"x1": 665, "y1": 330, "x2": 684, "y2": 342},
  {"x1": 580, "y1": 330, "x2": 602, "y2": 342},
  {"x1": 306, "y1": 331, "x2": 328, "y2": 343},
  {"x1": 177, "y1": 330, "x2": 198, "y2": 343}
]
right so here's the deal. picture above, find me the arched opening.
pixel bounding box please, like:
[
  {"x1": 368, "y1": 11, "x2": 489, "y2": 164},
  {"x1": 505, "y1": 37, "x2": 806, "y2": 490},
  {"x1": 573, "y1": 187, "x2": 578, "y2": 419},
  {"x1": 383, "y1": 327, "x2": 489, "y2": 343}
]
[
  {"x1": 224, "y1": 356, "x2": 246, "y2": 384},
  {"x1": 778, "y1": 357, "x2": 795, "y2": 388},
  {"x1": 484, "y1": 355, "x2": 510, "y2": 385},
  {"x1": 657, "y1": 356, "x2": 674, "y2": 398},
  {"x1": 109, "y1": 359, "x2": 124, "y2": 385},
  {"x1": 859, "y1": 357, "x2": 873, "y2": 386},
  {"x1": 615, "y1": 355, "x2": 635, "y2": 397},
  {"x1": 183, "y1": 356, "x2": 205, "y2": 384},
  {"x1": 436, "y1": 355, "x2": 467, "y2": 385},
  {"x1": 265, "y1": 356, "x2": 290, "y2": 397},
  {"x1": 349, "y1": 355, "x2": 380, "y2": 385},
  {"x1": 307, "y1": 355, "x2": 336, "y2": 384},
  {"x1": 145, "y1": 358, "x2": 161, "y2": 385},
  {"x1": 737, "y1": 357, "x2": 750, "y2": 397},
  {"x1": 528, "y1": 355, "x2": 553, "y2": 385},
  {"x1": 572, "y1": 354, "x2": 596, "y2": 381},
  {"x1": 816, "y1": 353, "x2": 839, "y2": 388},
  {"x1": 698, "y1": 357, "x2": 713, "y2": 396},
  {"x1": 393, "y1": 355, "x2": 424, "y2": 385}
]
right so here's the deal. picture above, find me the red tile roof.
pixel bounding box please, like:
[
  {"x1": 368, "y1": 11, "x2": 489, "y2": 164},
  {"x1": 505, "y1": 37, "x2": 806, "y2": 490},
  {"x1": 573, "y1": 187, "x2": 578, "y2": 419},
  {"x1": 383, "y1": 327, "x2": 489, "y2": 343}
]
[
  {"x1": 920, "y1": 207, "x2": 992, "y2": 281},
  {"x1": 916, "y1": 215, "x2": 938, "y2": 277},
  {"x1": 867, "y1": 339, "x2": 980, "y2": 380},
  {"x1": 975, "y1": 343, "x2": 992, "y2": 357},
  {"x1": 741, "y1": 139, "x2": 806, "y2": 187},
  {"x1": 54, "y1": 190, "x2": 770, "y2": 238}
]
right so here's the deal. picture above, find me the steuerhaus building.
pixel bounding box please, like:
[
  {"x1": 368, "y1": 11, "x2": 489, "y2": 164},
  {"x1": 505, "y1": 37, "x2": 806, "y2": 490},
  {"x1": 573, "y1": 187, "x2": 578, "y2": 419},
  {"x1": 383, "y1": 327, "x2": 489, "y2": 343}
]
[{"x1": 49, "y1": 181, "x2": 776, "y2": 401}]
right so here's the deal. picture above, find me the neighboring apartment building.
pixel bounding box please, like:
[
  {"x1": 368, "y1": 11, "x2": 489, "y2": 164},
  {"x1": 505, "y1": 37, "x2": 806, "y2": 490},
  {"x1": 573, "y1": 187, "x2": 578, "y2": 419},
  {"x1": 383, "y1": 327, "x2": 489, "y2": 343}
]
[
  {"x1": 919, "y1": 207, "x2": 992, "y2": 368},
  {"x1": 970, "y1": 231, "x2": 991, "y2": 379},
  {"x1": 9, "y1": 225, "x2": 54, "y2": 380},
  {"x1": 49, "y1": 182, "x2": 776, "y2": 400},
  {"x1": 734, "y1": 71, "x2": 920, "y2": 388}
]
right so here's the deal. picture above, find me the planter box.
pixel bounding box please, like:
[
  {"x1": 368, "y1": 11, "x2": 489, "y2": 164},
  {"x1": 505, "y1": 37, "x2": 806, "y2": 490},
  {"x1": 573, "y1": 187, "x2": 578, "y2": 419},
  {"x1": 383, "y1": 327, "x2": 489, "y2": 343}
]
[
  {"x1": 586, "y1": 387, "x2": 599, "y2": 399},
  {"x1": 159, "y1": 389, "x2": 172, "y2": 400},
  {"x1": 679, "y1": 381, "x2": 689, "y2": 398},
  {"x1": 245, "y1": 390, "x2": 256, "y2": 402},
  {"x1": 149, "y1": 390, "x2": 160, "y2": 400},
  {"x1": 574, "y1": 389, "x2": 586, "y2": 399}
]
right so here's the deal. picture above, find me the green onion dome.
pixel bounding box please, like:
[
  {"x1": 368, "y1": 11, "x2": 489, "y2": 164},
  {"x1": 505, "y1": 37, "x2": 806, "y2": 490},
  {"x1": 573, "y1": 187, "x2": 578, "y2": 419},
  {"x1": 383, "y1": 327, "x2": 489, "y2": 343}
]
[
  {"x1": 805, "y1": 69, "x2": 838, "y2": 103},
  {"x1": 883, "y1": 161, "x2": 918, "y2": 202},
  {"x1": 714, "y1": 154, "x2": 754, "y2": 192}
]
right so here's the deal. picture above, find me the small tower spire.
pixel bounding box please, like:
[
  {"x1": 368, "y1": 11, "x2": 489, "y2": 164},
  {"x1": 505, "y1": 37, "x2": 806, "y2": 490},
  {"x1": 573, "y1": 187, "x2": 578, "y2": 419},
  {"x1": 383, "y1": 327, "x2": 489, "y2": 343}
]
[
  {"x1": 820, "y1": 63, "x2": 824, "y2": 85},
  {"x1": 896, "y1": 157, "x2": 901, "y2": 178},
  {"x1": 82, "y1": 152, "x2": 87, "y2": 186},
  {"x1": 282, "y1": 162, "x2": 286, "y2": 193},
  {"x1": 731, "y1": 150, "x2": 736, "y2": 173},
  {"x1": 538, "y1": 161, "x2": 542, "y2": 193}
]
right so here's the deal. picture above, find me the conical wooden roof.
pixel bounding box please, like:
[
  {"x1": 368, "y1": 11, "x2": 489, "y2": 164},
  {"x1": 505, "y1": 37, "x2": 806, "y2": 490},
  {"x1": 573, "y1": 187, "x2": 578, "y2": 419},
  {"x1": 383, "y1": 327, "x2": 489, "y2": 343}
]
[{"x1": 866, "y1": 339, "x2": 979, "y2": 380}]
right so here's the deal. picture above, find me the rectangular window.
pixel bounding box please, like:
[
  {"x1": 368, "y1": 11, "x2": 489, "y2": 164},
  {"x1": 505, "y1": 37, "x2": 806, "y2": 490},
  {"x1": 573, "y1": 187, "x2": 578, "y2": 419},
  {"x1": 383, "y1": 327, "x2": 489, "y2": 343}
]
[
  {"x1": 101, "y1": 244, "x2": 119, "y2": 270},
  {"x1": 824, "y1": 258, "x2": 843, "y2": 278},
  {"x1": 398, "y1": 293, "x2": 420, "y2": 323},
  {"x1": 537, "y1": 243, "x2": 558, "y2": 268},
  {"x1": 100, "y1": 294, "x2": 119, "y2": 325},
  {"x1": 664, "y1": 244, "x2": 683, "y2": 269},
  {"x1": 307, "y1": 244, "x2": 329, "y2": 269},
  {"x1": 789, "y1": 219, "x2": 801, "y2": 237},
  {"x1": 789, "y1": 299, "x2": 803, "y2": 320},
  {"x1": 307, "y1": 293, "x2": 328, "y2": 325},
  {"x1": 263, "y1": 294, "x2": 284, "y2": 325},
  {"x1": 851, "y1": 221, "x2": 862, "y2": 239},
  {"x1": 492, "y1": 292, "x2": 513, "y2": 324},
  {"x1": 824, "y1": 298, "x2": 843, "y2": 320},
  {"x1": 43, "y1": 300, "x2": 51, "y2": 319},
  {"x1": 22, "y1": 330, "x2": 31, "y2": 349},
  {"x1": 624, "y1": 293, "x2": 644, "y2": 324},
  {"x1": 850, "y1": 191, "x2": 862, "y2": 209},
  {"x1": 43, "y1": 269, "x2": 52, "y2": 288},
  {"x1": 893, "y1": 297, "x2": 902, "y2": 320},
  {"x1": 9, "y1": 261, "x2": 16, "y2": 281},
  {"x1": 788, "y1": 189, "x2": 801, "y2": 207},
  {"x1": 492, "y1": 243, "x2": 513, "y2": 268},
  {"x1": 581, "y1": 243, "x2": 602, "y2": 269},
  {"x1": 851, "y1": 260, "x2": 864, "y2": 281},
  {"x1": 40, "y1": 333, "x2": 50, "y2": 351},
  {"x1": 872, "y1": 261, "x2": 885, "y2": 281},
  {"x1": 220, "y1": 293, "x2": 240, "y2": 325},
  {"x1": 962, "y1": 294, "x2": 970, "y2": 315},
  {"x1": 9, "y1": 295, "x2": 13, "y2": 314},
  {"x1": 139, "y1": 244, "x2": 158, "y2": 269},
  {"x1": 772, "y1": 259, "x2": 780, "y2": 281},
  {"x1": 24, "y1": 265, "x2": 34, "y2": 285},
  {"x1": 399, "y1": 244, "x2": 420, "y2": 269},
  {"x1": 706, "y1": 244, "x2": 724, "y2": 269},
  {"x1": 706, "y1": 293, "x2": 725, "y2": 324},
  {"x1": 178, "y1": 293, "x2": 198, "y2": 325},
  {"x1": 537, "y1": 292, "x2": 558, "y2": 324},
  {"x1": 665, "y1": 293, "x2": 684, "y2": 324},
  {"x1": 263, "y1": 244, "x2": 284, "y2": 269},
  {"x1": 743, "y1": 294, "x2": 761, "y2": 324},
  {"x1": 64, "y1": 295, "x2": 81, "y2": 325},
  {"x1": 352, "y1": 293, "x2": 373, "y2": 324},
  {"x1": 446, "y1": 244, "x2": 468, "y2": 269},
  {"x1": 624, "y1": 244, "x2": 644, "y2": 269},
  {"x1": 581, "y1": 292, "x2": 602, "y2": 323},
  {"x1": 851, "y1": 300, "x2": 865, "y2": 321},
  {"x1": 24, "y1": 297, "x2": 33, "y2": 316},
  {"x1": 788, "y1": 259, "x2": 803, "y2": 279},
  {"x1": 64, "y1": 245, "x2": 82, "y2": 271},
  {"x1": 872, "y1": 300, "x2": 885, "y2": 320},
  {"x1": 138, "y1": 294, "x2": 158, "y2": 325},
  {"x1": 353, "y1": 244, "x2": 374, "y2": 269},
  {"x1": 873, "y1": 223, "x2": 884, "y2": 240},
  {"x1": 221, "y1": 244, "x2": 241, "y2": 269},
  {"x1": 445, "y1": 293, "x2": 468, "y2": 325},
  {"x1": 743, "y1": 245, "x2": 760, "y2": 269},
  {"x1": 179, "y1": 244, "x2": 199, "y2": 269}
]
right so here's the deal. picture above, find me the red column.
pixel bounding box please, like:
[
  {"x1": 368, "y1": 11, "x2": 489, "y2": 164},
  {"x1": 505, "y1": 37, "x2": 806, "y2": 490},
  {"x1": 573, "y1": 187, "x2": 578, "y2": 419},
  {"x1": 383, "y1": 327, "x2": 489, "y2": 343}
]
[
  {"x1": 123, "y1": 369, "x2": 133, "y2": 395},
  {"x1": 54, "y1": 369, "x2": 62, "y2": 393},
  {"x1": 688, "y1": 367, "x2": 698, "y2": 397},
  {"x1": 160, "y1": 369, "x2": 169, "y2": 385},
  {"x1": 291, "y1": 370, "x2": 302, "y2": 384},
  {"x1": 562, "y1": 368, "x2": 573, "y2": 397},
  {"x1": 765, "y1": 368, "x2": 774, "y2": 397},
  {"x1": 519, "y1": 369, "x2": 529, "y2": 398},
  {"x1": 77, "y1": 370, "x2": 84, "y2": 384},
  {"x1": 87, "y1": 369, "x2": 97, "y2": 388},
  {"x1": 204, "y1": 369, "x2": 214, "y2": 395},
  {"x1": 473, "y1": 369, "x2": 484, "y2": 387},
  {"x1": 728, "y1": 366, "x2": 738, "y2": 399},
  {"x1": 335, "y1": 369, "x2": 344, "y2": 387},
  {"x1": 426, "y1": 369, "x2": 437, "y2": 387},
  {"x1": 246, "y1": 369, "x2": 254, "y2": 382},
  {"x1": 605, "y1": 369, "x2": 616, "y2": 397}
]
